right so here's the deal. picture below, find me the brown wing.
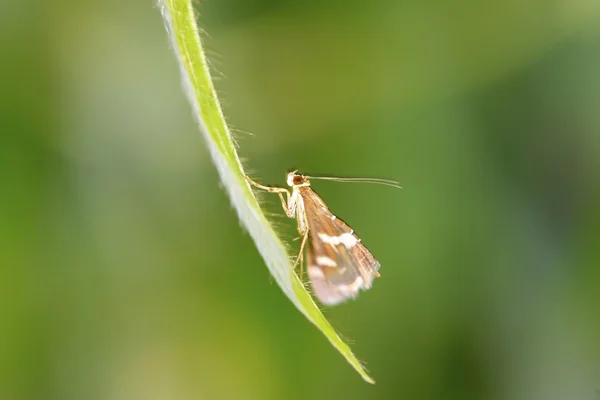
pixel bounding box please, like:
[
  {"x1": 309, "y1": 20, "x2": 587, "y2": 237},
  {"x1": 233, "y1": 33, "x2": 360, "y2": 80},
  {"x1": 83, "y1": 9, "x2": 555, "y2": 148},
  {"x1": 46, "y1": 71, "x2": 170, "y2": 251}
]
[{"x1": 299, "y1": 187, "x2": 381, "y2": 305}]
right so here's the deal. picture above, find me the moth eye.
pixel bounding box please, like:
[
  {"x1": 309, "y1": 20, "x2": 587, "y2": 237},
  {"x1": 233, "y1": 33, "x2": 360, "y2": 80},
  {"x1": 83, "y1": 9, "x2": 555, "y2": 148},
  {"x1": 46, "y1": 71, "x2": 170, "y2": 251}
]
[{"x1": 293, "y1": 175, "x2": 304, "y2": 184}]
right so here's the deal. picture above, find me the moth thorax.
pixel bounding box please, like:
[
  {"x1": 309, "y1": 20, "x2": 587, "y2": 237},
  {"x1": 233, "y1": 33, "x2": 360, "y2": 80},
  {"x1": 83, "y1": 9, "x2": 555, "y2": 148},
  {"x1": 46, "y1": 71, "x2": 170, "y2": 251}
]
[{"x1": 287, "y1": 172, "x2": 310, "y2": 187}]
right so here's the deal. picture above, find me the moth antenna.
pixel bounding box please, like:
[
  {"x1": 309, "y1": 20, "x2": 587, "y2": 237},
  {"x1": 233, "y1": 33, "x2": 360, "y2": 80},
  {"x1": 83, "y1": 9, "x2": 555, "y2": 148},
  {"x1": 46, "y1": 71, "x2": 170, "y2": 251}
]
[{"x1": 306, "y1": 176, "x2": 402, "y2": 189}]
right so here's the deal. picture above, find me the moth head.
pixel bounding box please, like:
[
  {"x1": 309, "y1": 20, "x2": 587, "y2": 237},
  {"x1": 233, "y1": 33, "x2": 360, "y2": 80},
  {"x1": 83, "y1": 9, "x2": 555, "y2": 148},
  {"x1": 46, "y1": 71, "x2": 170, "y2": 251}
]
[{"x1": 286, "y1": 171, "x2": 310, "y2": 187}]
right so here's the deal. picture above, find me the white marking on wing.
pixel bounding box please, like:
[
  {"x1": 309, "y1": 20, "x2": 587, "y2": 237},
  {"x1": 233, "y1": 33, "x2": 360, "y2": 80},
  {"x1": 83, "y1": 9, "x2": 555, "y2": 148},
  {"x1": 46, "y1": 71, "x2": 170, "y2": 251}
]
[
  {"x1": 316, "y1": 256, "x2": 337, "y2": 267},
  {"x1": 338, "y1": 276, "x2": 365, "y2": 297},
  {"x1": 308, "y1": 266, "x2": 325, "y2": 278},
  {"x1": 317, "y1": 232, "x2": 358, "y2": 249}
]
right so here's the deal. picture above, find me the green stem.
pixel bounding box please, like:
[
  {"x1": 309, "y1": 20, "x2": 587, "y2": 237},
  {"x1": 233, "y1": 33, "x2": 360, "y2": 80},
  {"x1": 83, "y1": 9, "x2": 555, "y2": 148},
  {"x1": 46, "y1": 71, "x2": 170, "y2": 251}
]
[{"x1": 158, "y1": 0, "x2": 375, "y2": 384}]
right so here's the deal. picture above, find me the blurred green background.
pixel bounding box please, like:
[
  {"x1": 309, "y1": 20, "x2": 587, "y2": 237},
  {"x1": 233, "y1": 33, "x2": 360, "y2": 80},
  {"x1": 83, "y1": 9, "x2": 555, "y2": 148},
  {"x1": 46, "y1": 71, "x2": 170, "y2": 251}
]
[{"x1": 2, "y1": 0, "x2": 600, "y2": 399}]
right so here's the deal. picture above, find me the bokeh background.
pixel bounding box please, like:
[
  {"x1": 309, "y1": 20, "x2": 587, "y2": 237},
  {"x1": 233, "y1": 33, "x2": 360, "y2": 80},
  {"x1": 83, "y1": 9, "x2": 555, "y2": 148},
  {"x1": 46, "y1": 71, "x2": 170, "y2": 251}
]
[{"x1": 2, "y1": 0, "x2": 600, "y2": 399}]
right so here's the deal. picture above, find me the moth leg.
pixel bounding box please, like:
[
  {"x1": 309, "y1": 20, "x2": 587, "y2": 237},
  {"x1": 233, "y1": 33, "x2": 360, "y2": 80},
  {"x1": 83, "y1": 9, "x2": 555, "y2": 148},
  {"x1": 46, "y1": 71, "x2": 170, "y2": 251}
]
[
  {"x1": 297, "y1": 251, "x2": 304, "y2": 278},
  {"x1": 293, "y1": 205, "x2": 310, "y2": 278},
  {"x1": 293, "y1": 228, "x2": 309, "y2": 279},
  {"x1": 245, "y1": 175, "x2": 293, "y2": 217}
]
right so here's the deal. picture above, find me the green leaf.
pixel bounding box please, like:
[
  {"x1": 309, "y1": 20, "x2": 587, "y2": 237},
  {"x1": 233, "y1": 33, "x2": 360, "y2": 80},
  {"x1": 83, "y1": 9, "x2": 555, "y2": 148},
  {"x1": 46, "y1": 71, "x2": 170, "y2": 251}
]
[{"x1": 158, "y1": 0, "x2": 375, "y2": 384}]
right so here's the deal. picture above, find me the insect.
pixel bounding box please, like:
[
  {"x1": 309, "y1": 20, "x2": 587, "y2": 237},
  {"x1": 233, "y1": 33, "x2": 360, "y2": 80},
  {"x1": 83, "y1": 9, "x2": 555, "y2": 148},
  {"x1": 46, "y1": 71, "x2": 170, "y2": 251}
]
[{"x1": 246, "y1": 171, "x2": 401, "y2": 305}]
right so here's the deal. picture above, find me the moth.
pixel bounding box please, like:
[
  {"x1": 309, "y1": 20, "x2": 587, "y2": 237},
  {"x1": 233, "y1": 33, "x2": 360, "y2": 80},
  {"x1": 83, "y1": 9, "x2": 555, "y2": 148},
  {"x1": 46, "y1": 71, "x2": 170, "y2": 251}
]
[{"x1": 246, "y1": 171, "x2": 401, "y2": 305}]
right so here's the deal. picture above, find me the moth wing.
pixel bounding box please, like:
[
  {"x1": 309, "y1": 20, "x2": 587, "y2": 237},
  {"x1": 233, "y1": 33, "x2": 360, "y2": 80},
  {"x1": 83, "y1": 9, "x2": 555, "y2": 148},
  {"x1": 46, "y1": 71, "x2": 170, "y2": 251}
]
[{"x1": 301, "y1": 189, "x2": 381, "y2": 305}]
